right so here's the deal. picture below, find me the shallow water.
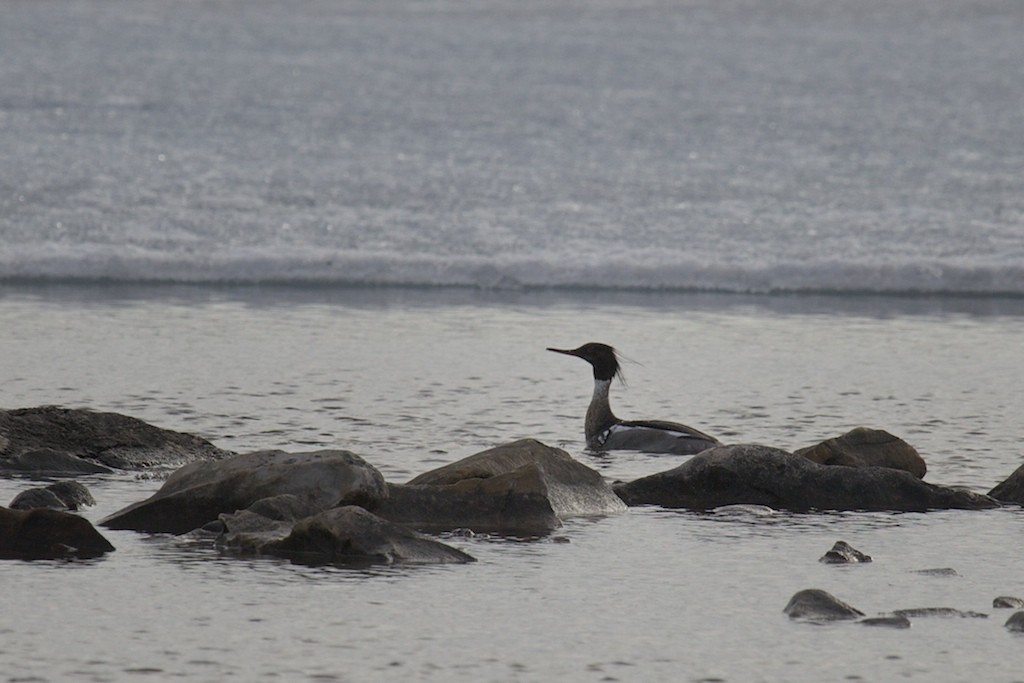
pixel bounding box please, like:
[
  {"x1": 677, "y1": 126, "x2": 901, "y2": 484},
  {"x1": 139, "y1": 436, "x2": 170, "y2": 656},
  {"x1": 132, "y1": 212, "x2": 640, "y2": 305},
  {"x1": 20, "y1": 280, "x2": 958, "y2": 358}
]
[{"x1": 2, "y1": 285, "x2": 1024, "y2": 682}]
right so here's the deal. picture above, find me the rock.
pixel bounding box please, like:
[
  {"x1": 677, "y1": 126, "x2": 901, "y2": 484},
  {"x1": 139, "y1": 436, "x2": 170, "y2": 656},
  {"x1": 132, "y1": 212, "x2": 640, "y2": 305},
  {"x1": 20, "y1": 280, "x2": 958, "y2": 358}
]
[
  {"x1": 784, "y1": 589, "x2": 864, "y2": 622},
  {"x1": 859, "y1": 615, "x2": 911, "y2": 629},
  {"x1": 912, "y1": 567, "x2": 960, "y2": 577},
  {"x1": 613, "y1": 444, "x2": 998, "y2": 512},
  {"x1": 0, "y1": 506, "x2": 115, "y2": 560},
  {"x1": 376, "y1": 439, "x2": 626, "y2": 535},
  {"x1": 1005, "y1": 611, "x2": 1024, "y2": 633},
  {"x1": 892, "y1": 607, "x2": 987, "y2": 619},
  {"x1": 795, "y1": 427, "x2": 927, "y2": 478},
  {"x1": 994, "y1": 596, "x2": 1024, "y2": 609},
  {"x1": 0, "y1": 406, "x2": 230, "y2": 473},
  {"x1": 101, "y1": 449, "x2": 387, "y2": 534},
  {"x1": 989, "y1": 462, "x2": 1024, "y2": 505},
  {"x1": 259, "y1": 506, "x2": 475, "y2": 566},
  {"x1": 10, "y1": 481, "x2": 96, "y2": 511},
  {"x1": 820, "y1": 540, "x2": 872, "y2": 564}
]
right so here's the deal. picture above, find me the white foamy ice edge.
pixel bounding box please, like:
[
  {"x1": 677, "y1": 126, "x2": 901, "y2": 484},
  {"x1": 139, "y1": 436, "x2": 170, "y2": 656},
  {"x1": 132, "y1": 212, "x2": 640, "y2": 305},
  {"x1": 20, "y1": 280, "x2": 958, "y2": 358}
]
[{"x1": 1, "y1": 244, "x2": 1022, "y2": 295}]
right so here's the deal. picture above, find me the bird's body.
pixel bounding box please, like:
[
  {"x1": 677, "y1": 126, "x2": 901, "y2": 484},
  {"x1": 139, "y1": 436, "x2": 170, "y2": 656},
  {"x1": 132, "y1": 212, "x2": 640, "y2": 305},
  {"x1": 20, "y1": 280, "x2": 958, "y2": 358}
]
[{"x1": 548, "y1": 342, "x2": 720, "y2": 455}]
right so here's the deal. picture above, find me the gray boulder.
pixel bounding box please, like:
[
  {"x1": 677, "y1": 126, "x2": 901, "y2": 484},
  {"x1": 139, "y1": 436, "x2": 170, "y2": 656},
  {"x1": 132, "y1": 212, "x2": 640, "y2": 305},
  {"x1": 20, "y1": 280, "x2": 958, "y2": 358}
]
[
  {"x1": 101, "y1": 449, "x2": 387, "y2": 534},
  {"x1": 250, "y1": 506, "x2": 475, "y2": 566},
  {"x1": 613, "y1": 444, "x2": 998, "y2": 512},
  {"x1": 989, "y1": 462, "x2": 1024, "y2": 505},
  {"x1": 0, "y1": 506, "x2": 114, "y2": 560},
  {"x1": 376, "y1": 439, "x2": 626, "y2": 535},
  {"x1": 795, "y1": 427, "x2": 927, "y2": 478},
  {"x1": 0, "y1": 406, "x2": 230, "y2": 473},
  {"x1": 1005, "y1": 611, "x2": 1024, "y2": 633},
  {"x1": 784, "y1": 589, "x2": 864, "y2": 622},
  {"x1": 10, "y1": 481, "x2": 96, "y2": 511}
]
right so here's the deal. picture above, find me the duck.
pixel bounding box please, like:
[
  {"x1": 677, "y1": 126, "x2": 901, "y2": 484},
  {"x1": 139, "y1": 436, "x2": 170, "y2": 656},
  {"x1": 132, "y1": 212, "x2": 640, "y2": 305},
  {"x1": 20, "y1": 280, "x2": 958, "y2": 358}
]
[{"x1": 547, "y1": 342, "x2": 720, "y2": 454}]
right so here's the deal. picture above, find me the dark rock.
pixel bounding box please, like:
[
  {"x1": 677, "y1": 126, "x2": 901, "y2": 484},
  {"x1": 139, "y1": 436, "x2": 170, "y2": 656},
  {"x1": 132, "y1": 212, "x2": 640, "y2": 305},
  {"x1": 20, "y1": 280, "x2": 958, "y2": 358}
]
[
  {"x1": 989, "y1": 462, "x2": 1024, "y2": 505},
  {"x1": 784, "y1": 589, "x2": 864, "y2": 622},
  {"x1": 614, "y1": 444, "x2": 998, "y2": 512},
  {"x1": 859, "y1": 615, "x2": 911, "y2": 629},
  {"x1": 101, "y1": 449, "x2": 387, "y2": 534},
  {"x1": 376, "y1": 439, "x2": 626, "y2": 535},
  {"x1": 10, "y1": 480, "x2": 96, "y2": 511},
  {"x1": 0, "y1": 406, "x2": 230, "y2": 473},
  {"x1": 993, "y1": 596, "x2": 1024, "y2": 609},
  {"x1": 892, "y1": 607, "x2": 987, "y2": 619},
  {"x1": 1005, "y1": 611, "x2": 1024, "y2": 633},
  {"x1": 912, "y1": 567, "x2": 960, "y2": 577},
  {"x1": 795, "y1": 427, "x2": 927, "y2": 478},
  {"x1": 820, "y1": 540, "x2": 872, "y2": 564},
  {"x1": 258, "y1": 506, "x2": 475, "y2": 566},
  {"x1": 0, "y1": 506, "x2": 114, "y2": 560},
  {"x1": 10, "y1": 488, "x2": 67, "y2": 511}
]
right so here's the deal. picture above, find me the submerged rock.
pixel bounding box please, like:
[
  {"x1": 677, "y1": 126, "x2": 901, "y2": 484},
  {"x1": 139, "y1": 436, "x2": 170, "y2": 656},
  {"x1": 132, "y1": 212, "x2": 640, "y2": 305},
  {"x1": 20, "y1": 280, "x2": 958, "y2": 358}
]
[
  {"x1": 892, "y1": 607, "x2": 987, "y2": 619},
  {"x1": 993, "y1": 596, "x2": 1024, "y2": 609},
  {"x1": 101, "y1": 449, "x2": 387, "y2": 534},
  {"x1": 258, "y1": 506, "x2": 475, "y2": 566},
  {"x1": 819, "y1": 540, "x2": 872, "y2": 564},
  {"x1": 989, "y1": 462, "x2": 1024, "y2": 505},
  {"x1": 0, "y1": 406, "x2": 230, "y2": 474},
  {"x1": 9, "y1": 481, "x2": 95, "y2": 511},
  {"x1": 911, "y1": 567, "x2": 960, "y2": 577},
  {"x1": 0, "y1": 506, "x2": 114, "y2": 560},
  {"x1": 614, "y1": 444, "x2": 997, "y2": 512},
  {"x1": 859, "y1": 615, "x2": 911, "y2": 629},
  {"x1": 1005, "y1": 611, "x2": 1024, "y2": 633},
  {"x1": 376, "y1": 439, "x2": 626, "y2": 535},
  {"x1": 795, "y1": 427, "x2": 927, "y2": 478},
  {"x1": 784, "y1": 589, "x2": 864, "y2": 622}
]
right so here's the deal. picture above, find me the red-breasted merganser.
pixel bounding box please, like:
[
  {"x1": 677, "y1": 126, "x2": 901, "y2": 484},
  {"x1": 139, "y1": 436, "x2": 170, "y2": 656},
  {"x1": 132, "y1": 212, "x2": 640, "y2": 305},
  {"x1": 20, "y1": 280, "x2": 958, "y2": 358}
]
[{"x1": 547, "y1": 342, "x2": 721, "y2": 455}]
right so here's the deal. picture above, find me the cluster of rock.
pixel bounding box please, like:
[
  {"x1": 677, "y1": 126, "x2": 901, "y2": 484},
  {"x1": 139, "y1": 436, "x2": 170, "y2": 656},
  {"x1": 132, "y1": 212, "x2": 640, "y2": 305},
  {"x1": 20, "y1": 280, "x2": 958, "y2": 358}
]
[
  {"x1": 787, "y1": 541, "x2": 1024, "y2": 632},
  {"x1": 3, "y1": 407, "x2": 1024, "y2": 568}
]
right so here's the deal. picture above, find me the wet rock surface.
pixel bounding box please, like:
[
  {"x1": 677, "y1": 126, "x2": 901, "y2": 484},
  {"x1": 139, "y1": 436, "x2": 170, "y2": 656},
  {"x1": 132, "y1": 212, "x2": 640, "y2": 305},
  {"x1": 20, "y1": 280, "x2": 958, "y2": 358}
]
[
  {"x1": 9, "y1": 481, "x2": 95, "y2": 511},
  {"x1": 101, "y1": 449, "x2": 387, "y2": 534},
  {"x1": 795, "y1": 427, "x2": 927, "y2": 478},
  {"x1": 0, "y1": 506, "x2": 114, "y2": 560},
  {"x1": 614, "y1": 444, "x2": 997, "y2": 512},
  {"x1": 784, "y1": 589, "x2": 865, "y2": 622},
  {"x1": 819, "y1": 540, "x2": 872, "y2": 564},
  {"x1": 0, "y1": 406, "x2": 230, "y2": 474}
]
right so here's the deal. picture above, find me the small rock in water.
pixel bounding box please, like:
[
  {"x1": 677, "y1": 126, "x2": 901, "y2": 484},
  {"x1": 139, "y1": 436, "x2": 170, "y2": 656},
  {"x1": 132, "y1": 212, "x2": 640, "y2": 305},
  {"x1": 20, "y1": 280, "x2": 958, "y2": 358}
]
[
  {"x1": 893, "y1": 607, "x2": 987, "y2": 619},
  {"x1": 993, "y1": 596, "x2": 1024, "y2": 609},
  {"x1": 819, "y1": 540, "x2": 872, "y2": 564},
  {"x1": 1005, "y1": 611, "x2": 1024, "y2": 633},
  {"x1": 912, "y1": 567, "x2": 960, "y2": 577},
  {"x1": 784, "y1": 589, "x2": 864, "y2": 622},
  {"x1": 9, "y1": 480, "x2": 96, "y2": 511},
  {"x1": 859, "y1": 615, "x2": 911, "y2": 629}
]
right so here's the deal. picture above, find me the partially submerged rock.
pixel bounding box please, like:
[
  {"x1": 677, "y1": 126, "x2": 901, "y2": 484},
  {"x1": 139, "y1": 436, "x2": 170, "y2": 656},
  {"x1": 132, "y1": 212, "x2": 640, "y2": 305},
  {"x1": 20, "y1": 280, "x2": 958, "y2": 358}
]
[
  {"x1": 795, "y1": 427, "x2": 926, "y2": 478},
  {"x1": 376, "y1": 439, "x2": 626, "y2": 535},
  {"x1": 10, "y1": 481, "x2": 95, "y2": 511},
  {"x1": 784, "y1": 589, "x2": 864, "y2": 622},
  {"x1": 989, "y1": 462, "x2": 1024, "y2": 505},
  {"x1": 1005, "y1": 611, "x2": 1024, "y2": 633},
  {"x1": 994, "y1": 596, "x2": 1024, "y2": 609},
  {"x1": 859, "y1": 615, "x2": 911, "y2": 629},
  {"x1": 0, "y1": 506, "x2": 114, "y2": 560},
  {"x1": 614, "y1": 444, "x2": 997, "y2": 512},
  {"x1": 0, "y1": 406, "x2": 230, "y2": 474},
  {"x1": 101, "y1": 449, "x2": 387, "y2": 534},
  {"x1": 257, "y1": 506, "x2": 475, "y2": 566},
  {"x1": 892, "y1": 607, "x2": 987, "y2": 619},
  {"x1": 819, "y1": 540, "x2": 872, "y2": 564}
]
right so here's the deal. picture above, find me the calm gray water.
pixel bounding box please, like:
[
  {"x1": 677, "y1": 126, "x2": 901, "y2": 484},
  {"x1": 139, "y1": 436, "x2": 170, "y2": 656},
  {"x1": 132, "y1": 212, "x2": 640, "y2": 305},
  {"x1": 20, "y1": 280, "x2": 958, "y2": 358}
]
[{"x1": 2, "y1": 286, "x2": 1024, "y2": 682}]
